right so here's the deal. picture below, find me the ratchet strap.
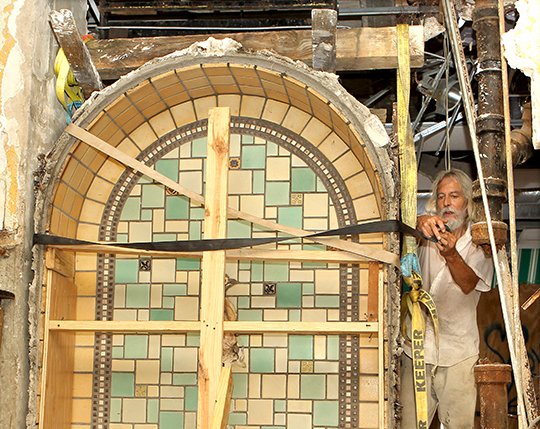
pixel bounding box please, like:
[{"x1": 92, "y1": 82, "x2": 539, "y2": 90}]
[{"x1": 34, "y1": 219, "x2": 422, "y2": 254}]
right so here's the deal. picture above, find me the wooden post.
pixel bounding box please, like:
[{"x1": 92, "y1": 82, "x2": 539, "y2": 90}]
[
  {"x1": 312, "y1": 9, "x2": 338, "y2": 73},
  {"x1": 197, "y1": 107, "x2": 231, "y2": 429},
  {"x1": 367, "y1": 261, "x2": 379, "y2": 322},
  {"x1": 210, "y1": 366, "x2": 234, "y2": 429},
  {"x1": 49, "y1": 9, "x2": 103, "y2": 97}
]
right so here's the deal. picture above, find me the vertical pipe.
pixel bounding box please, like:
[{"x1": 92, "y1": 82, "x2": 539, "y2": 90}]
[
  {"x1": 471, "y1": 0, "x2": 508, "y2": 248},
  {"x1": 475, "y1": 364, "x2": 512, "y2": 429}
]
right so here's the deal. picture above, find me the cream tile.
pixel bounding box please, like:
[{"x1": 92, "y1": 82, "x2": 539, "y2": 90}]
[
  {"x1": 218, "y1": 94, "x2": 241, "y2": 116},
  {"x1": 174, "y1": 296, "x2": 199, "y2": 321},
  {"x1": 187, "y1": 272, "x2": 200, "y2": 295},
  {"x1": 72, "y1": 398, "x2": 92, "y2": 423},
  {"x1": 275, "y1": 348, "x2": 288, "y2": 373},
  {"x1": 300, "y1": 117, "x2": 331, "y2": 146},
  {"x1": 162, "y1": 334, "x2": 185, "y2": 347},
  {"x1": 160, "y1": 398, "x2": 183, "y2": 411},
  {"x1": 261, "y1": 374, "x2": 286, "y2": 398},
  {"x1": 112, "y1": 359, "x2": 134, "y2": 372},
  {"x1": 314, "y1": 361, "x2": 339, "y2": 373},
  {"x1": 301, "y1": 309, "x2": 327, "y2": 322},
  {"x1": 263, "y1": 310, "x2": 288, "y2": 321},
  {"x1": 317, "y1": 133, "x2": 349, "y2": 160},
  {"x1": 152, "y1": 209, "x2": 165, "y2": 233},
  {"x1": 359, "y1": 374, "x2": 379, "y2": 402},
  {"x1": 359, "y1": 348, "x2": 379, "y2": 374},
  {"x1": 135, "y1": 360, "x2": 160, "y2": 384},
  {"x1": 129, "y1": 222, "x2": 152, "y2": 242},
  {"x1": 165, "y1": 220, "x2": 189, "y2": 233},
  {"x1": 266, "y1": 158, "x2": 291, "y2": 181},
  {"x1": 282, "y1": 106, "x2": 311, "y2": 135},
  {"x1": 287, "y1": 374, "x2": 300, "y2": 398},
  {"x1": 353, "y1": 194, "x2": 381, "y2": 220},
  {"x1": 261, "y1": 99, "x2": 288, "y2": 124},
  {"x1": 248, "y1": 374, "x2": 261, "y2": 398},
  {"x1": 75, "y1": 254, "x2": 97, "y2": 271},
  {"x1": 240, "y1": 96, "x2": 265, "y2": 118},
  {"x1": 229, "y1": 170, "x2": 253, "y2": 195},
  {"x1": 122, "y1": 398, "x2": 147, "y2": 423},
  {"x1": 358, "y1": 402, "x2": 379, "y2": 428},
  {"x1": 251, "y1": 296, "x2": 275, "y2": 308},
  {"x1": 287, "y1": 413, "x2": 312, "y2": 427},
  {"x1": 234, "y1": 399, "x2": 247, "y2": 411},
  {"x1": 161, "y1": 386, "x2": 182, "y2": 398},
  {"x1": 179, "y1": 158, "x2": 202, "y2": 171},
  {"x1": 160, "y1": 373, "x2": 172, "y2": 384},
  {"x1": 147, "y1": 385, "x2": 159, "y2": 397},
  {"x1": 303, "y1": 217, "x2": 328, "y2": 231},
  {"x1": 314, "y1": 335, "x2": 326, "y2": 360},
  {"x1": 72, "y1": 373, "x2": 93, "y2": 397},
  {"x1": 263, "y1": 334, "x2": 288, "y2": 347},
  {"x1": 345, "y1": 171, "x2": 373, "y2": 199},
  {"x1": 130, "y1": 123, "x2": 158, "y2": 150},
  {"x1": 170, "y1": 102, "x2": 197, "y2": 127},
  {"x1": 173, "y1": 347, "x2": 198, "y2": 372},
  {"x1": 149, "y1": 110, "x2": 175, "y2": 138},
  {"x1": 179, "y1": 171, "x2": 203, "y2": 195},
  {"x1": 288, "y1": 400, "x2": 312, "y2": 412},
  {"x1": 315, "y1": 269, "x2": 340, "y2": 294},
  {"x1": 152, "y1": 259, "x2": 176, "y2": 283},
  {"x1": 303, "y1": 194, "x2": 329, "y2": 217},
  {"x1": 289, "y1": 270, "x2": 314, "y2": 282},
  {"x1": 327, "y1": 373, "x2": 340, "y2": 399},
  {"x1": 246, "y1": 399, "x2": 273, "y2": 425},
  {"x1": 193, "y1": 96, "x2": 217, "y2": 119},
  {"x1": 150, "y1": 284, "x2": 162, "y2": 308}
]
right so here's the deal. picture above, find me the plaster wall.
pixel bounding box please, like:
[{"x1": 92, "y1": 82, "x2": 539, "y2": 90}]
[{"x1": 0, "y1": 0, "x2": 86, "y2": 427}]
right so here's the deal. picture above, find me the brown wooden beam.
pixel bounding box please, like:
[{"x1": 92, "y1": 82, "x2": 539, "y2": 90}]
[
  {"x1": 87, "y1": 25, "x2": 424, "y2": 80},
  {"x1": 49, "y1": 9, "x2": 103, "y2": 97}
]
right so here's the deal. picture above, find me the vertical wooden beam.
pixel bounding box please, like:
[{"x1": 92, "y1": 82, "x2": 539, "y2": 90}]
[
  {"x1": 49, "y1": 9, "x2": 103, "y2": 97},
  {"x1": 197, "y1": 107, "x2": 231, "y2": 429},
  {"x1": 312, "y1": 9, "x2": 338, "y2": 73},
  {"x1": 210, "y1": 366, "x2": 234, "y2": 429},
  {"x1": 367, "y1": 261, "x2": 379, "y2": 322}
]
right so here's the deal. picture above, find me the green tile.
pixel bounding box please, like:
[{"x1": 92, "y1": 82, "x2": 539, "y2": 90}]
[
  {"x1": 186, "y1": 333, "x2": 200, "y2": 346},
  {"x1": 316, "y1": 295, "x2": 340, "y2": 308},
  {"x1": 116, "y1": 234, "x2": 128, "y2": 243},
  {"x1": 173, "y1": 373, "x2": 197, "y2": 385},
  {"x1": 237, "y1": 335, "x2": 248, "y2": 347},
  {"x1": 275, "y1": 400, "x2": 286, "y2": 412},
  {"x1": 112, "y1": 346, "x2": 123, "y2": 358},
  {"x1": 250, "y1": 348, "x2": 274, "y2": 373},
  {"x1": 264, "y1": 262, "x2": 289, "y2": 282},
  {"x1": 111, "y1": 372, "x2": 134, "y2": 397},
  {"x1": 303, "y1": 283, "x2": 315, "y2": 295},
  {"x1": 153, "y1": 233, "x2": 177, "y2": 242},
  {"x1": 155, "y1": 159, "x2": 179, "y2": 181},
  {"x1": 238, "y1": 309, "x2": 263, "y2": 321},
  {"x1": 232, "y1": 373, "x2": 248, "y2": 398},
  {"x1": 120, "y1": 197, "x2": 141, "y2": 221},
  {"x1": 302, "y1": 262, "x2": 326, "y2": 269},
  {"x1": 150, "y1": 309, "x2": 173, "y2": 320},
  {"x1": 189, "y1": 221, "x2": 201, "y2": 240},
  {"x1": 292, "y1": 168, "x2": 316, "y2": 192},
  {"x1": 242, "y1": 135, "x2": 254, "y2": 144},
  {"x1": 303, "y1": 244, "x2": 326, "y2": 251},
  {"x1": 313, "y1": 400, "x2": 339, "y2": 426},
  {"x1": 289, "y1": 335, "x2": 313, "y2": 360},
  {"x1": 289, "y1": 309, "x2": 301, "y2": 321},
  {"x1": 316, "y1": 176, "x2": 327, "y2": 192},
  {"x1": 140, "y1": 209, "x2": 153, "y2": 221},
  {"x1": 141, "y1": 184, "x2": 165, "y2": 208},
  {"x1": 265, "y1": 182, "x2": 290, "y2": 205},
  {"x1": 161, "y1": 347, "x2": 173, "y2": 372},
  {"x1": 176, "y1": 258, "x2": 200, "y2": 270},
  {"x1": 267, "y1": 141, "x2": 278, "y2": 155},
  {"x1": 126, "y1": 284, "x2": 150, "y2": 308},
  {"x1": 115, "y1": 260, "x2": 139, "y2": 283},
  {"x1": 229, "y1": 413, "x2": 247, "y2": 425},
  {"x1": 124, "y1": 336, "x2": 148, "y2": 359},
  {"x1": 276, "y1": 283, "x2": 302, "y2": 308},
  {"x1": 163, "y1": 284, "x2": 187, "y2": 296},
  {"x1": 147, "y1": 398, "x2": 159, "y2": 423},
  {"x1": 262, "y1": 427, "x2": 285, "y2": 429},
  {"x1": 227, "y1": 220, "x2": 251, "y2": 238},
  {"x1": 160, "y1": 411, "x2": 184, "y2": 428},
  {"x1": 251, "y1": 261, "x2": 263, "y2": 281},
  {"x1": 252, "y1": 170, "x2": 265, "y2": 194},
  {"x1": 184, "y1": 386, "x2": 198, "y2": 411},
  {"x1": 277, "y1": 207, "x2": 303, "y2": 229},
  {"x1": 242, "y1": 145, "x2": 266, "y2": 169},
  {"x1": 301, "y1": 374, "x2": 326, "y2": 399},
  {"x1": 110, "y1": 398, "x2": 122, "y2": 422},
  {"x1": 163, "y1": 296, "x2": 175, "y2": 308},
  {"x1": 237, "y1": 296, "x2": 250, "y2": 308},
  {"x1": 327, "y1": 336, "x2": 339, "y2": 360},
  {"x1": 192, "y1": 137, "x2": 208, "y2": 157},
  {"x1": 166, "y1": 196, "x2": 189, "y2": 220},
  {"x1": 190, "y1": 207, "x2": 205, "y2": 220}
]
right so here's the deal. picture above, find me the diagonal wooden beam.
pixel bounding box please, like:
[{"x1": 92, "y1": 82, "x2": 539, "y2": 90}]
[
  {"x1": 65, "y1": 123, "x2": 399, "y2": 266},
  {"x1": 197, "y1": 107, "x2": 230, "y2": 429},
  {"x1": 210, "y1": 366, "x2": 233, "y2": 429}
]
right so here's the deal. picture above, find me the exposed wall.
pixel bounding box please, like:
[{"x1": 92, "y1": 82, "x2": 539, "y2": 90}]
[{"x1": 0, "y1": 0, "x2": 85, "y2": 427}]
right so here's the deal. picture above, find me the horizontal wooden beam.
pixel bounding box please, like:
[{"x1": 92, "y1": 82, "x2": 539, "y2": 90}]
[
  {"x1": 49, "y1": 320, "x2": 378, "y2": 334},
  {"x1": 87, "y1": 25, "x2": 424, "y2": 80}
]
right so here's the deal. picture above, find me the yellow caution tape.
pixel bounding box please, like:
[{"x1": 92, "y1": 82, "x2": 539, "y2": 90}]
[{"x1": 54, "y1": 47, "x2": 84, "y2": 110}]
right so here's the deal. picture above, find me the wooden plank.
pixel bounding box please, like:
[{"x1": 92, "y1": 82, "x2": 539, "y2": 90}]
[
  {"x1": 367, "y1": 261, "x2": 379, "y2": 322},
  {"x1": 39, "y1": 250, "x2": 77, "y2": 429},
  {"x1": 45, "y1": 249, "x2": 75, "y2": 279},
  {"x1": 49, "y1": 320, "x2": 378, "y2": 334},
  {"x1": 87, "y1": 26, "x2": 424, "y2": 80},
  {"x1": 312, "y1": 9, "x2": 337, "y2": 73},
  {"x1": 198, "y1": 107, "x2": 230, "y2": 429},
  {"x1": 43, "y1": 245, "x2": 372, "y2": 264},
  {"x1": 65, "y1": 124, "x2": 399, "y2": 266},
  {"x1": 49, "y1": 9, "x2": 103, "y2": 97},
  {"x1": 210, "y1": 366, "x2": 233, "y2": 429}
]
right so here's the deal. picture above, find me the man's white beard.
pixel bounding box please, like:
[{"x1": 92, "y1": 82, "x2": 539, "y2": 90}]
[{"x1": 438, "y1": 206, "x2": 467, "y2": 231}]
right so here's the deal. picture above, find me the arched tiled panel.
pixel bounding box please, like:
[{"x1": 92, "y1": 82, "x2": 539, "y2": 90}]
[{"x1": 38, "y1": 41, "x2": 398, "y2": 429}]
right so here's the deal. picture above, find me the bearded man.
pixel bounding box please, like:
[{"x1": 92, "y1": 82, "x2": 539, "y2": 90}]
[{"x1": 400, "y1": 169, "x2": 494, "y2": 428}]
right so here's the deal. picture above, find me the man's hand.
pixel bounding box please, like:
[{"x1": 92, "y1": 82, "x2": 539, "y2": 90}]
[
  {"x1": 436, "y1": 230, "x2": 459, "y2": 258},
  {"x1": 417, "y1": 214, "x2": 448, "y2": 241}
]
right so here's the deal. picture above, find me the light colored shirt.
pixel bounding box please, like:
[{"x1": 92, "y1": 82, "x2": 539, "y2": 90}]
[{"x1": 404, "y1": 225, "x2": 493, "y2": 367}]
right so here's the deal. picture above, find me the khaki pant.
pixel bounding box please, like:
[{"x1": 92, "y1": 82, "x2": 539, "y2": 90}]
[{"x1": 400, "y1": 354, "x2": 478, "y2": 429}]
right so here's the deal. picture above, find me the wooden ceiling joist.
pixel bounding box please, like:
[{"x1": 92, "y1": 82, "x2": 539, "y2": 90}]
[{"x1": 87, "y1": 25, "x2": 424, "y2": 80}]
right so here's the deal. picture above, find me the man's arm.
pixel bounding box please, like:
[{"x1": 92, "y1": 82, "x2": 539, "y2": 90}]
[{"x1": 438, "y1": 235, "x2": 480, "y2": 294}]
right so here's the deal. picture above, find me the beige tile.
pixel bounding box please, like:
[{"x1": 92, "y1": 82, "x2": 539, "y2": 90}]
[
  {"x1": 275, "y1": 413, "x2": 286, "y2": 425},
  {"x1": 161, "y1": 373, "x2": 172, "y2": 384},
  {"x1": 76, "y1": 223, "x2": 100, "y2": 241},
  {"x1": 112, "y1": 359, "x2": 135, "y2": 372},
  {"x1": 173, "y1": 347, "x2": 198, "y2": 372},
  {"x1": 217, "y1": 94, "x2": 241, "y2": 116},
  {"x1": 114, "y1": 309, "x2": 138, "y2": 320},
  {"x1": 314, "y1": 335, "x2": 326, "y2": 360},
  {"x1": 129, "y1": 222, "x2": 153, "y2": 243},
  {"x1": 266, "y1": 158, "x2": 291, "y2": 181},
  {"x1": 240, "y1": 95, "x2": 265, "y2": 118},
  {"x1": 261, "y1": 374, "x2": 286, "y2": 398},
  {"x1": 152, "y1": 209, "x2": 165, "y2": 233},
  {"x1": 138, "y1": 309, "x2": 150, "y2": 321},
  {"x1": 282, "y1": 106, "x2": 311, "y2": 135},
  {"x1": 302, "y1": 296, "x2": 314, "y2": 307},
  {"x1": 358, "y1": 402, "x2": 379, "y2": 428},
  {"x1": 263, "y1": 334, "x2": 288, "y2": 347},
  {"x1": 150, "y1": 284, "x2": 162, "y2": 308},
  {"x1": 315, "y1": 269, "x2": 340, "y2": 294},
  {"x1": 130, "y1": 123, "x2": 158, "y2": 151},
  {"x1": 317, "y1": 133, "x2": 349, "y2": 160},
  {"x1": 134, "y1": 425, "x2": 158, "y2": 429},
  {"x1": 359, "y1": 374, "x2": 379, "y2": 402},
  {"x1": 187, "y1": 272, "x2": 200, "y2": 295},
  {"x1": 251, "y1": 296, "x2": 275, "y2": 308},
  {"x1": 264, "y1": 206, "x2": 277, "y2": 219},
  {"x1": 301, "y1": 117, "x2": 332, "y2": 146},
  {"x1": 152, "y1": 259, "x2": 176, "y2": 283},
  {"x1": 98, "y1": 159, "x2": 125, "y2": 184},
  {"x1": 170, "y1": 102, "x2": 197, "y2": 127},
  {"x1": 75, "y1": 271, "x2": 97, "y2": 296},
  {"x1": 301, "y1": 309, "x2": 327, "y2": 322},
  {"x1": 165, "y1": 220, "x2": 189, "y2": 233},
  {"x1": 303, "y1": 217, "x2": 328, "y2": 231},
  {"x1": 234, "y1": 398, "x2": 247, "y2": 411},
  {"x1": 288, "y1": 400, "x2": 312, "y2": 412},
  {"x1": 179, "y1": 170, "x2": 203, "y2": 195},
  {"x1": 229, "y1": 170, "x2": 253, "y2": 195},
  {"x1": 359, "y1": 348, "x2": 379, "y2": 374},
  {"x1": 75, "y1": 254, "x2": 97, "y2": 271},
  {"x1": 179, "y1": 158, "x2": 203, "y2": 171},
  {"x1": 135, "y1": 360, "x2": 160, "y2": 384},
  {"x1": 174, "y1": 296, "x2": 199, "y2": 321},
  {"x1": 314, "y1": 361, "x2": 339, "y2": 373},
  {"x1": 303, "y1": 194, "x2": 329, "y2": 217},
  {"x1": 248, "y1": 374, "x2": 261, "y2": 398},
  {"x1": 72, "y1": 398, "x2": 92, "y2": 423},
  {"x1": 328, "y1": 309, "x2": 340, "y2": 321},
  {"x1": 353, "y1": 194, "x2": 380, "y2": 220},
  {"x1": 161, "y1": 386, "x2": 182, "y2": 398},
  {"x1": 287, "y1": 374, "x2": 300, "y2": 398},
  {"x1": 327, "y1": 373, "x2": 339, "y2": 399},
  {"x1": 162, "y1": 334, "x2": 185, "y2": 347},
  {"x1": 117, "y1": 138, "x2": 142, "y2": 158},
  {"x1": 74, "y1": 332, "x2": 95, "y2": 347},
  {"x1": 149, "y1": 110, "x2": 175, "y2": 138},
  {"x1": 122, "y1": 398, "x2": 147, "y2": 423},
  {"x1": 289, "y1": 270, "x2": 314, "y2": 282},
  {"x1": 86, "y1": 176, "x2": 115, "y2": 203},
  {"x1": 289, "y1": 361, "x2": 300, "y2": 373},
  {"x1": 247, "y1": 399, "x2": 273, "y2": 425},
  {"x1": 275, "y1": 348, "x2": 288, "y2": 373},
  {"x1": 194, "y1": 96, "x2": 217, "y2": 119},
  {"x1": 263, "y1": 309, "x2": 288, "y2": 321},
  {"x1": 261, "y1": 99, "x2": 288, "y2": 124},
  {"x1": 117, "y1": 222, "x2": 128, "y2": 234},
  {"x1": 345, "y1": 170, "x2": 373, "y2": 199},
  {"x1": 288, "y1": 413, "x2": 312, "y2": 427},
  {"x1": 76, "y1": 297, "x2": 96, "y2": 321},
  {"x1": 72, "y1": 373, "x2": 93, "y2": 397},
  {"x1": 160, "y1": 398, "x2": 183, "y2": 411},
  {"x1": 147, "y1": 385, "x2": 159, "y2": 397},
  {"x1": 184, "y1": 412, "x2": 197, "y2": 429}
]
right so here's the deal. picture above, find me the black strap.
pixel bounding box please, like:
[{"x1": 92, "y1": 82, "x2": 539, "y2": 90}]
[{"x1": 34, "y1": 220, "x2": 422, "y2": 252}]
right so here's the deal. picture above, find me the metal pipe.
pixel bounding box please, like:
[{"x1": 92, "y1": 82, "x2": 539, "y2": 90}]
[{"x1": 471, "y1": 0, "x2": 508, "y2": 247}]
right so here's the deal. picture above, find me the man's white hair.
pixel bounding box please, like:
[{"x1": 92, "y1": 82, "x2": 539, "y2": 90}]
[{"x1": 424, "y1": 169, "x2": 477, "y2": 222}]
